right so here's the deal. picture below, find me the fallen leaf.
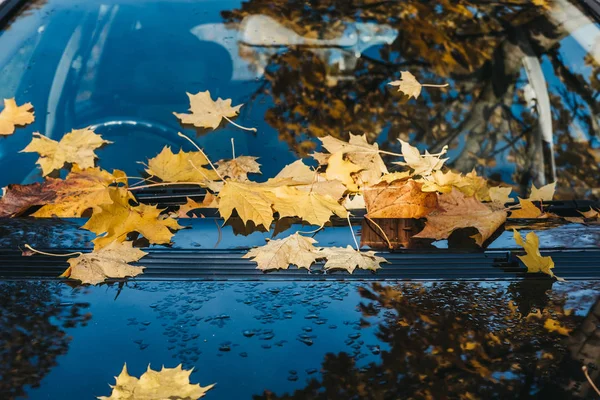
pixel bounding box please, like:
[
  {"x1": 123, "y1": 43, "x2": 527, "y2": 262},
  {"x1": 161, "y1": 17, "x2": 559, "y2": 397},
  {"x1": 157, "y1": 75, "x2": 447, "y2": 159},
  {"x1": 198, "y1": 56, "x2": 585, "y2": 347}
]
[
  {"x1": 529, "y1": 182, "x2": 556, "y2": 202},
  {"x1": 217, "y1": 180, "x2": 279, "y2": 229},
  {"x1": 343, "y1": 194, "x2": 365, "y2": 209},
  {"x1": 177, "y1": 194, "x2": 217, "y2": 218},
  {"x1": 318, "y1": 246, "x2": 388, "y2": 273},
  {"x1": 0, "y1": 182, "x2": 56, "y2": 217},
  {"x1": 243, "y1": 233, "x2": 320, "y2": 270},
  {"x1": 578, "y1": 207, "x2": 600, "y2": 219},
  {"x1": 413, "y1": 188, "x2": 507, "y2": 246},
  {"x1": 394, "y1": 140, "x2": 448, "y2": 177},
  {"x1": 489, "y1": 186, "x2": 512, "y2": 205},
  {"x1": 378, "y1": 171, "x2": 412, "y2": 183},
  {"x1": 513, "y1": 229, "x2": 561, "y2": 280},
  {"x1": 458, "y1": 170, "x2": 490, "y2": 201},
  {"x1": 311, "y1": 151, "x2": 330, "y2": 165},
  {"x1": 174, "y1": 90, "x2": 251, "y2": 130},
  {"x1": 320, "y1": 133, "x2": 388, "y2": 185},
  {"x1": 325, "y1": 152, "x2": 362, "y2": 192},
  {"x1": 145, "y1": 146, "x2": 219, "y2": 184},
  {"x1": 33, "y1": 167, "x2": 127, "y2": 217},
  {"x1": 420, "y1": 170, "x2": 469, "y2": 194},
  {"x1": 509, "y1": 198, "x2": 557, "y2": 219},
  {"x1": 274, "y1": 160, "x2": 315, "y2": 183},
  {"x1": 0, "y1": 98, "x2": 34, "y2": 135},
  {"x1": 61, "y1": 241, "x2": 146, "y2": 285},
  {"x1": 21, "y1": 128, "x2": 112, "y2": 176},
  {"x1": 272, "y1": 186, "x2": 348, "y2": 227},
  {"x1": 563, "y1": 216, "x2": 585, "y2": 224},
  {"x1": 388, "y1": 71, "x2": 423, "y2": 99},
  {"x1": 295, "y1": 179, "x2": 347, "y2": 200},
  {"x1": 82, "y1": 188, "x2": 182, "y2": 249},
  {"x1": 98, "y1": 363, "x2": 214, "y2": 400},
  {"x1": 543, "y1": 318, "x2": 571, "y2": 336},
  {"x1": 216, "y1": 156, "x2": 260, "y2": 181},
  {"x1": 364, "y1": 179, "x2": 438, "y2": 219}
]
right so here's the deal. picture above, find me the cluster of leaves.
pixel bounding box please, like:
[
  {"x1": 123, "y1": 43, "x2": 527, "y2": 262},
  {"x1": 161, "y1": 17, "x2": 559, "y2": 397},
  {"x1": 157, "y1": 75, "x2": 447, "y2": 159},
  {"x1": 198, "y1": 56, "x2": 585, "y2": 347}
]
[{"x1": 0, "y1": 74, "x2": 580, "y2": 284}]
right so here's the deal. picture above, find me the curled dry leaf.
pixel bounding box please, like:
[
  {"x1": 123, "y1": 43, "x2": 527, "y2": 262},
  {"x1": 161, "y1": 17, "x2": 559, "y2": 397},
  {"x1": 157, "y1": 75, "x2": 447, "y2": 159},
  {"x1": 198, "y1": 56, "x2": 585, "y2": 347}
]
[
  {"x1": 394, "y1": 140, "x2": 448, "y2": 177},
  {"x1": 216, "y1": 156, "x2": 261, "y2": 181},
  {"x1": 578, "y1": 207, "x2": 599, "y2": 219},
  {"x1": 318, "y1": 246, "x2": 388, "y2": 273},
  {"x1": 177, "y1": 194, "x2": 217, "y2": 218},
  {"x1": 145, "y1": 146, "x2": 218, "y2": 184},
  {"x1": 0, "y1": 98, "x2": 35, "y2": 135},
  {"x1": 413, "y1": 188, "x2": 507, "y2": 246},
  {"x1": 364, "y1": 179, "x2": 438, "y2": 219},
  {"x1": 529, "y1": 182, "x2": 556, "y2": 202},
  {"x1": 82, "y1": 188, "x2": 182, "y2": 249},
  {"x1": 33, "y1": 167, "x2": 127, "y2": 217},
  {"x1": 243, "y1": 232, "x2": 320, "y2": 270},
  {"x1": 21, "y1": 128, "x2": 112, "y2": 176},
  {"x1": 98, "y1": 363, "x2": 214, "y2": 400},
  {"x1": 61, "y1": 241, "x2": 146, "y2": 285},
  {"x1": 174, "y1": 90, "x2": 251, "y2": 131},
  {"x1": 513, "y1": 229, "x2": 561, "y2": 280},
  {"x1": 325, "y1": 152, "x2": 362, "y2": 192},
  {"x1": 0, "y1": 182, "x2": 56, "y2": 217},
  {"x1": 509, "y1": 198, "x2": 557, "y2": 219}
]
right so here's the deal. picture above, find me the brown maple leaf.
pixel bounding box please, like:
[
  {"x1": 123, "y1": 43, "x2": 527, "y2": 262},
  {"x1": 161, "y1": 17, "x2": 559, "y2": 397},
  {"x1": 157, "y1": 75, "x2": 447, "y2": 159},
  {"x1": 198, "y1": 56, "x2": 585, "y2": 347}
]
[
  {"x1": 364, "y1": 179, "x2": 438, "y2": 219},
  {"x1": 413, "y1": 188, "x2": 507, "y2": 246},
  {"x1": 216, "y1": 156, "x2": 261, "y2": 181},
  {"x1": 0, "y1": 182, "x2": 57, "y2": 217},
  {"x1": 0, "y1": 98, "x2": 35, "y2": 135}
]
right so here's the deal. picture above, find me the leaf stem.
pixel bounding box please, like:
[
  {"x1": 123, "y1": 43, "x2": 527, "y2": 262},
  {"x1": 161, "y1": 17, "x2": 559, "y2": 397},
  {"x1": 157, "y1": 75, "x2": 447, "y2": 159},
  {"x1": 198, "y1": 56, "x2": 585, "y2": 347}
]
[
  {"x1": 24, "y1": 244, "x2": 82, "y2": 258},
  {"x1": 346, "y1": 214, "x2": 360, "y2": 252},
  {"x1": 177, "y1": 132, "x2": 224, "y2": 182},
  {"x1": 231, "y1": 138, "x2": 236, "y2": 159},
  {"x1": 223, "y1": 116, "x2": 257, "y2": 132},
  {"x1": 422, "y1": 83, "x2": 450, "y2": 88},
  {"x1": 582, "y1": 366, "x2": 600, "y2": 396},
  {"x1": 365, "y1": 215, "x2": 393, "y2": 250},
  {"x1": 378, "y1": 149, "x2": 403, "y2": 157}
]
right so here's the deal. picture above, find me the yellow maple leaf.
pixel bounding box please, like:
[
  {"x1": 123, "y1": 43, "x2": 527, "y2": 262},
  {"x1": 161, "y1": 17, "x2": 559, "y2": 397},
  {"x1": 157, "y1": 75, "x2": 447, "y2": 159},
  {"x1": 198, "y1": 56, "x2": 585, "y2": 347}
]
[
  {"x1": 325, "y1": 152, "x2": 362, "y2": 192},
  {"x1": 272, "y1": 186, "x2": 348, "y2": 227},
  {"x1": 174, "y1": 90, "x2": 255, "y2": 131},
  {"x1": 274, "y1": 159, "x2": 316, "y2": 183},
  {"x1": 529, "y1": 182, "x2": 556, "y2": 202},
  {"x1": 61, "y1": 241, "x2": 146, "y2": 285},
  {"x1": 33, "y1": 167, "x2": 127, "y2": 217},
  {"x1": 512, "y1": 229, "x2": 561, "y2": 280},
  {"x1": 0, "y1": 98, "x2": 34, "y2": 135},
  {"x1": 145, "y1": 145, "x2": 219, "y2": 184},
  {"x1": 509, "y1": 198, "x2": 554, "y2": 219},
  {"x1": 388, "y1": 71, "x2": 448, "y2": 99},
  {"x1": 216, "y1": 156, "x2": 261, "y2": 181},
  {"x1": 394, "y1": 140, "x2": 448, "y2": 177},
  {"x1": 21, "y1": 128, "x2": 112, "y2": 176},
  {"x1": 217, "y1": 180, "x2": 279, "y2": 229},
  {"x1": 459, "y1": 170, "x2": 490, "y2": 201},
  {"x1": 177, "y1": 194, "x2": 217, "y2": 218},
  {"x1": 420, "y1": 170, "x2": 469, "y2": 194},
  {"x1": 489, "y1": 186, "x2": 512, "y2": 205},
  {"x1": 274, "y1": 160, "x2": 346, "y2": 200},
  {"x1": 378, "y1": 171, "x2": 412, "y2": 183},
  {"x1": 82, "y1": 188, "x2": 182, "y2": 249},
  {"x1": 98, "y1": 363, "x2": 214, "y2": 400},
  {"x1": 317, "y1": 245, "x2": 388, "y2": 273},
  {"x1": 413, "y1": 188, "x2": 507, "y2": 246},
  {"x1": 243, "y1": 233, "x2": 320, "y2": 270}
]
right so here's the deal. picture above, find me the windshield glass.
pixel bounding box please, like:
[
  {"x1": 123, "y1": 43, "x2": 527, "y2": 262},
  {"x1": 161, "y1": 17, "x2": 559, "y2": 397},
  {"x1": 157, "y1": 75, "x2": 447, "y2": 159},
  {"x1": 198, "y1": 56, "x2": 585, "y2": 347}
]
[{"x1": 1, "y1": 0, "x2": 599, "y2": 199}]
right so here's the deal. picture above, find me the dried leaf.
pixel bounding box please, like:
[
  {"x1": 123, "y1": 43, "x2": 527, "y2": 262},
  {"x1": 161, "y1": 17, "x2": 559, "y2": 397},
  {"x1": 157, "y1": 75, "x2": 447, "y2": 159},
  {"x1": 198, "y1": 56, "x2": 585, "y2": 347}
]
[
  {"x1": 509, "y1": 198, "x2": 557, "y2": 219},
  {"x1": 325, "y1": 152, "x2": 362, "y2": 192},
  {"x1": 82, "y1": 188, "x2": 182, "y2": 249},
  {"x1": 272, "y1": 186, "x2": 348, "y2": 227},
  {"x1": 318, "y1": 246, "x2": 388, "y2": 273},
  {"x1": 513, "y1": 229, "x2": 561, "y2": 280},
  {"x1": 98, "y1": 363, "x2": 214, "y2": 400},
  {"x1": 343, "y1": 194, "x2": 365, "y2": 209},
  {"x1": 145, "y1": 146, "x2": 219, "y2": 184},
  {"x1": 174, "y1": 90, "x2": 247, "y2": 130},
  {"x1": 388, "y1": 71, "x2": 423, "y2": 99},
  {"x1": 414, "y1": 188, "x2": 507, "y2": 246},
  {"x1": 578, "y1": 207, "x2": 600, "y2": 219},
  {"x1": 274, "y1": 160, "x2": 315, "y2": 183},
  {"x1": 21, "y1": 129, "x2": 112, "y2": 176},
  {"x1": 529, "y1": 182, "x2": 556, "y2": 202},
  {"x1": 217, "y1": 180, "x2": 279, "y2": 229},
  {"x1": 378, "y1": 171, "x2": 412, "y2": 183},
  {"x1": 0, "y1": 182, "x2": 56, "y2": 217},
  {"x1": 61, "y1": 241, "x2": 146, "y2": 285},
  {"x1": 364, "y1": 179, "x2": 438, "y2": 219},
  {"x1": 177, "y1": 195, "x2": 217, "y2": 218},
  {"x1": 243, "y1": 233, "x2": 320, "y2": 270},
  {"x1": 216, "y1": 156, "x2": 261, "y2": 181},
  {"x1": 311, "y1": 151, "x2": 330, "y2": 166},
  {"x1": 458, "y1": 170, "x2": 490, "y2": 201},
  {"x1": 420, "y1": 170, "x2": 469, "y2": 194},
  {"x1": 33, "y1": 167, "x2": 127, "y2": 217},
  {"x1": 394, "y1": 140, "x2": 447, "y2": 177},
  {"x1": 489, "y1": 186, "x2": 512, "y2": 205},
  {"x1": 0, "y1": 98, "x2": 34, "y2": 135}
]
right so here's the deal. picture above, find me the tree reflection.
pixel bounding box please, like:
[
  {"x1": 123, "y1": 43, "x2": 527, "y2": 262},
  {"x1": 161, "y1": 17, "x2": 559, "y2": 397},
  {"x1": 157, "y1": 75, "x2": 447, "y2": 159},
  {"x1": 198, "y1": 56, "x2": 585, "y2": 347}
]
[
  {"x1": 223, "y1": 0, "x2": 600, "y2": 199},
  {"x1": 255, "y1": 281, "x2": 599, "y2": 399},
  {"x1": 0, "y1": 282, "x2": 91, "y2": 398}
]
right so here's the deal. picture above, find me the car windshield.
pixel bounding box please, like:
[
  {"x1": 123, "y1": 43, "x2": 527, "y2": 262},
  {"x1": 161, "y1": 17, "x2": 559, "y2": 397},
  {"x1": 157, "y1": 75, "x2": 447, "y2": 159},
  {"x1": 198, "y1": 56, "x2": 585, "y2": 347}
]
[{"x1": 1, "y1": 0, "x2": 599, "y2": 199}]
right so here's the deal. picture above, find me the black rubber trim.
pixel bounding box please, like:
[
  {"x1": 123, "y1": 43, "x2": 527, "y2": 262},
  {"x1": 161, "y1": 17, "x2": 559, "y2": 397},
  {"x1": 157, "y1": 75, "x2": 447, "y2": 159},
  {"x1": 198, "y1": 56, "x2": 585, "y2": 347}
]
[
  {"x1": 1, "y1": 248, "x2": 599, "y2": 281},
  {"x1": 0, "y1": 0, "x2": 27, "y2": 28}
]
